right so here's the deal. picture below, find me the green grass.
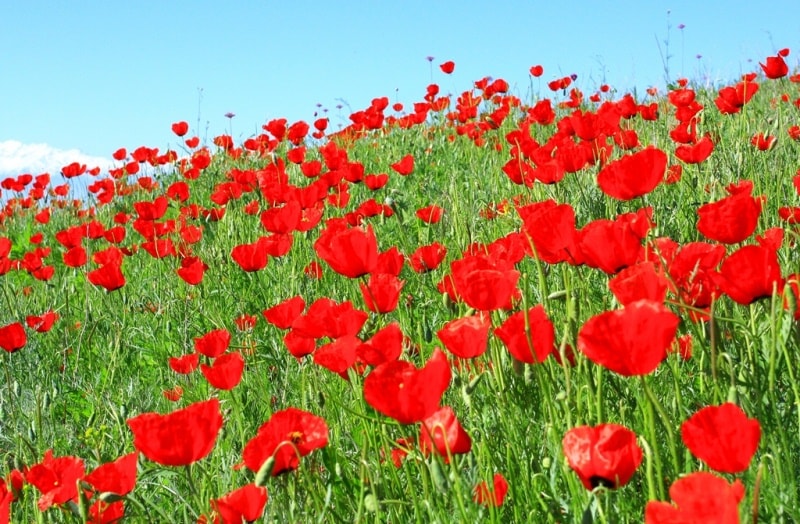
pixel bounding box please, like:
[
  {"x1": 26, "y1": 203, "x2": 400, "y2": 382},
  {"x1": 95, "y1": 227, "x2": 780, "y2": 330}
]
[{"x1": 1, "y1": 67, "x2": 799, "y2": 523}]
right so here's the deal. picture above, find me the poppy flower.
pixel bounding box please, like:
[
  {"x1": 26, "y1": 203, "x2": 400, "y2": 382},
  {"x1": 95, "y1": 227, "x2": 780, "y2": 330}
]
[
  {"x1": 176, "y1": 256, "x2": 208, "y2": 285},
  {"x1": 760, "y1": 54, "x2": 789, "y2": 79},
  {"x1": 313, "y1": 224, "x2": 378, "y2": 278},
  {"x1": 715, "y1": 80, "x2": 759, "y2": 114},
  {"x1": 201, "y1": 351, "x2": 245, "y2": 390},
  {"x1": 88, "y1": 261, "x2": 126, "y2": 291},
  {"x1": 530, "y1": 65, "x2": 544, "y2": 77},
  {"x1": 645, "y1": 472, "x2": 745, "y2": 523},
  {"x1": 84, "y1": 452, "x2": 138, "y2": 496},
  {"x1": 416, "y1": 204, "x2": 444, "y2": 224},
  {"x1": 127, "y1": 398, "x2": 223, "y2": 466},
  {"x1": 680, "y1": 403, "x2": 761, "y2": 473},
  {"x1": 608, "y1": 261, "x2": 670, "y2": 305},
  {"x1": 696, "y1": 182, "x2": 762, "y2": 244},
  {"x1": 357, "y1": 322, "x2": 404, "y2": 366},
  {"x1": 562, "y1": 423, "x2": 643, "y2": 490},
  {"x1": 194, "y1": 328, "x2": 231, "y2": 358},
  {"x1": 210, "y1": 483, "x2": 268, "y2": 524},
  {"x1": 169, "y1": 353, "x2": 199, "y2": 374},
  {"x1": 171, "y1": 121, "x2": 189, "y2": 137},
  {"x1": 494, "y1": 305, "x2": 555, "y2": 364},
  {"x1": 419, "y1": 407, "x2": 472, "y2": 463},
  {"x1": 360, "y1": 273, "x2": 404, "y2": 314},
  {"x1": 519, "y1": 200, "x2": 582, "y2": 265},
  {"x1": 596, "y1": 147, "x2": 667, "y2": 200},
  {"x1": 439, "y1": 61, "x2": 455, "y2": 74},
  {"x1": 437, "y1": 313, "x2": 491, "y2": 359},
  {"x1": 313, "y1": 335, "x2": 360, "y2": 378},
  {"x1": 25, "y1": 310, "x2": 59, "y2": 333},
  {"x1": 449, "y1": 255, "x2": 520, "y2": 311},
  {"x1": 230, "y1": 237, "x2": 269, "y2": 272},
  {"x1": 0, "y1": 322, "x2": 26, "y2": 353},
  {"x1": 409, "y1": 242, "x2": 447, "y2": 273},
  {"x1": 577, "y1": 300, "x2": 679, "y2": 376},
  {"x1": 711, "y1": 245, "x2": 783, "y2": 305},
  {"x1": 262, "y1": 296, "x2": 306, "y2": 330},
  {"x1": 291, "y1": 298, "x2": 367, "y2": 340},
  {"x1": 473, "y1": 473, "x2": 509, "y2": 507},
  {"x1": 578, "y1": 217, "x2": 644, "y2": 275},
  {"x1": 242, "y1": 407, "x2": 329, "y2": 476},
  {"x1": 667, "y1": 241, "x2": 726, "y2": 314},
  {"x1": 25, "y1": 450, "x2": 85, "y2": 511},
  {"x1": 675, "y1": 134, "x2": 714, "y2": 164},
  {"x1": 390, "y1": 154, "x2": 415, "y2": 176},
  {"x1": 363, "y1": 348, "x2": 451, "y2": 424},
  {"x1": 751, "y1": 132, "x2": 777, "y2": 151}
]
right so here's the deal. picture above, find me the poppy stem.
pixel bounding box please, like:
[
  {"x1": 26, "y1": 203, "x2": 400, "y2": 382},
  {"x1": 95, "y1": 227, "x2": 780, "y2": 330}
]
[{"x1": 640, "y1": 376, "x2": 680, "y2": 475}]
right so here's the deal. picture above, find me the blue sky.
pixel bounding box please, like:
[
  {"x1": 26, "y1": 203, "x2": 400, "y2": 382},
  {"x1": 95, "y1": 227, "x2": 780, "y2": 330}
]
[{"x1": 1, "y1": 1, "x2": 797, "y2": 178}]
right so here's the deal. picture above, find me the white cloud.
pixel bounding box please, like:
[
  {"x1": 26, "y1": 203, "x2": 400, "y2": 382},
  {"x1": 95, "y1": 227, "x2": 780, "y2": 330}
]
[{"x1": 0, "y1": 140, "x2": 113, "y2": 179}]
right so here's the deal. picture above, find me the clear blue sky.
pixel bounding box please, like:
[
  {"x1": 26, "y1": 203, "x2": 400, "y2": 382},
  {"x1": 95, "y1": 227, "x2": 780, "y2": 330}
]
[{"x1": 1, "y1": 1, "x2": 797, "y2": 178}]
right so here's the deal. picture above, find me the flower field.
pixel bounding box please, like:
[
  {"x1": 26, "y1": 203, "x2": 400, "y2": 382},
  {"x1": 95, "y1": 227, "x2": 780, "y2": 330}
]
[{"x1": 0, "y1": 51, "x2": 799, "y2": 522}]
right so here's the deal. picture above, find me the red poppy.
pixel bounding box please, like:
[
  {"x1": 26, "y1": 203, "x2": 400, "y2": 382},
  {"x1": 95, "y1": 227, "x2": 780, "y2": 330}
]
[
  {"x1": 715, "y1": 80, "x2": 759, "y2": 114},
  {"x1": 61, "y1": 162, "x2": 87, "y2": 178},
  {"x1": 419, "y1": 407, "x2": 472, "y2": 463},
  {"x1": 645, "y1": 472, "x2": 745, "y2": 523},
  {"x1": 88, "y1": 261, "x2": 126, "y2": 291},
  {"x1": 25, "y1": 310, "x2": 59, "y2": 333},
  {"x1": 608, "y1": 261, "x2": 670, "y2": 305},
  {"x1": 127, "y1": 398, "x2": 223, "y2": 466},
  {"x1": 291, "y1": 298, "x2": 367, "y2": 340},
  {"x1": 390, "y1": 154, "x2": 415, "y2": 176},
  {"x1": 408, "y1": 242, "x2": 445, "y2": 273},
  {"x1": 357, "y1": 322, "x2": 404, "y2": 367},
  {"x1": 210, "y1": 484, "x2": 268, "y2": 524},
  {"x1": 473, "y1": 473, "x2": 509, "y2": 507},
  {"x1": 697, "y1": 182, "x2": 762, "y2": 244},
  {"x1": 242, "y1": 407, "x2": 329, "y2": 476},
  {"x1": 449, "y1": 255, "x2": 520, "y2": 311},
  {"x1": 494, "y1": 305, "x2": 554, "y2": 364},
  {"x1": 562, "y1": 423, "x2": 642, "y2": 490},
  {"x1": 171, "y1": 121, "x2": 189, "y2": 136},
  {"x1": 176, "y1": 256, "x2": 208, "y2": 285},
  {"x1": 230, "y1": 237, "x2": 269, "y2": 272},
  {"x1": 596, "y1": 146, "x2": 667, "y2": 200},
  {"x1": 313, "y1": 224, "x2": 378, "y2": 278},
  {"x1": 751, "y1": 132, "x2": 777, "y2": 151},
  {"x1": 578, "y1": 217, "x2": 644, "y2": 275},
  {"x1": 25, "y1": 450, "x2": 85, "y2": 511},
  {"x1": 360, "y1": 273, "x2": 404, "y2": 314},
  {"x1": 364, "y1": 173, "x2": 389, "y2": 190},
  {"x1": 437, "y1": 313, "x2": 491, "y2": 359},
  {"x1": 680, "y1": 403, "x2": 761, "y2": 474},
  {"x1": 84, "y1": 452, "x2": 138, "y2": 496},
  {"x1": 439, "y1": 61, "x2": 455, "y2": 74},
  {"x1": 262, "y1": 296, "x2": 306, "y2": 330},
  {"x1": 711, "y1": 245, "x2": 783, "y2": 305},
  {"x1": 519, "y1": 200, "x2": 582, "y2": 265},
  {"x1": 169, "y1": 353, "x2": 199, "y2": 374},
  {"x1": 530, "y1": 65, "x2": 544, "y2": 77},
  {"x1": 0, "y1": 322, "x2": 26, "y2": 353},
  {"x1": 577, "y1": 300, "x2": 679, "y2": 376},
  {"x1": 416, "y1": 204, "x2": 444, "y2": 224},
  {"x1": 760, "y1": 54, "x2": 789, "y2": 79},
  {"x1": 667, "y1": 241, "x2": 726, "y2": 315},
  {"x1": 194, "y1": 328, "x2": 231, "y2": 358},
  {"x1": 363, "y1": 348, "x2": 451, "y2": 424},
  {"x1": 313, "y1": 335, "x2": 360, "y2": 378},
  {"x1": 675, "y1": 134, "x2": 714, "y2": 164},
  {"x1": 63, "y1": 246, "x2": 88, "y2": 267},
  {"x1": 260, "y1": 200, "x2": 301, "y2": 234},
  {"x1": 201, "y1": 351, "x2": 245, "y2": 390}
]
